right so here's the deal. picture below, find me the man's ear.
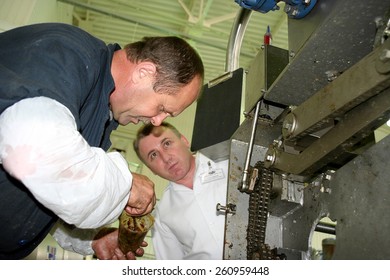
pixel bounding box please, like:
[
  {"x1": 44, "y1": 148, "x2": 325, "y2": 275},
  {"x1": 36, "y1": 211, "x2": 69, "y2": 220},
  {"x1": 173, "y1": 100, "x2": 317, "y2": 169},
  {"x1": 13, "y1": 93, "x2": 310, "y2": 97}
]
[
  {"x1": 133, "y1": 61, "x2": 156, "y2": 83},
  {"x1": 181, "y1": 134, "x2": 190, "y2": 148}
]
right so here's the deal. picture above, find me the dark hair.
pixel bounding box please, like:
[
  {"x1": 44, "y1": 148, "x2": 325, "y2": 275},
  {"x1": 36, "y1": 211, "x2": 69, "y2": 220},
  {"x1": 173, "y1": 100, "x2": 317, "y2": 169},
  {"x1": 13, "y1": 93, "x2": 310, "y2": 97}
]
[
  {"x1": 133, "y1": 122, "x2": 181, "y2": 161},
  {"x1": 124, "y1": 36, "x2": 204, "y2": 94}
]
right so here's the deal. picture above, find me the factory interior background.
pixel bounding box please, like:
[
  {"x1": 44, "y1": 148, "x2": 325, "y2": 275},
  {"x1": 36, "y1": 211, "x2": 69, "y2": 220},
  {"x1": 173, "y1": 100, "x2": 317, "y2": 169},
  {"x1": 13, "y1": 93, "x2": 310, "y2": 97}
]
[{"x1": 1, "y1": 0, "x2": 390, "y2": 260}]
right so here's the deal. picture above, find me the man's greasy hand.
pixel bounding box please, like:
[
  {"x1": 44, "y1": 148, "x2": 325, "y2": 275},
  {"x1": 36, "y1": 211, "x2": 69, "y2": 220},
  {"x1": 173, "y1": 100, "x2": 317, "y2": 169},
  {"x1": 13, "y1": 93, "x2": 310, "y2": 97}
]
[
  {"x1": 125, "y1": 173, "x2": 156, "y2": 216},
  {"x1": 92, "y1": 228, "x2": 147, "y2": 260}
]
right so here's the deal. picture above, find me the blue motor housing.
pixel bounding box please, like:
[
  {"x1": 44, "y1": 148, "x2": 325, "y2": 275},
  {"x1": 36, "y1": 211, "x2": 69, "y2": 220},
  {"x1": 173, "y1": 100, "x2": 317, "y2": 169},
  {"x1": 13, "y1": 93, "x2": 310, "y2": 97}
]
[
  {"x1": 234, "y1": 0, "x2": 279, "y2": 13},
  {"x1": 234, "y1": 0, "x2": 317, "y2": 19}
]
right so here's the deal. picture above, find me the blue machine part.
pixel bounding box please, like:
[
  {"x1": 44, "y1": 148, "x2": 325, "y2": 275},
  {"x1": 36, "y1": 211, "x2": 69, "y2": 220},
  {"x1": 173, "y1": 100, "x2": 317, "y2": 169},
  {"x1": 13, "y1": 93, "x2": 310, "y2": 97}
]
[
  {"x1": 234, "y1": 0, "x2": 317, "y2": 19},
  {"x1": 284, "y1": 0, "x2": 317, "y2": 19},
  {"x1": 234, "y1": 0, "x2": 280, "y2": 13}
]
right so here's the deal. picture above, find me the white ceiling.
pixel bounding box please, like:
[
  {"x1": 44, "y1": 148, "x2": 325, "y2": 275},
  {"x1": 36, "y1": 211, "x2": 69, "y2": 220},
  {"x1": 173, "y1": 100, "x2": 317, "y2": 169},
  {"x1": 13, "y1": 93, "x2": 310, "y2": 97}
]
[{"x1": 60, "y1": 0, "x2": 289, "y2": 83}]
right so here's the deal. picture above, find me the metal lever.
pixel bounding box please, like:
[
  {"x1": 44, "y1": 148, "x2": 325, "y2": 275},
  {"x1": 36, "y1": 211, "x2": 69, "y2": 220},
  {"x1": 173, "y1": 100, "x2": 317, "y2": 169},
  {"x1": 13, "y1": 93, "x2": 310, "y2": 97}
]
[{"x1": 240, "y1": 100, "x2": 261, "y2": 192}]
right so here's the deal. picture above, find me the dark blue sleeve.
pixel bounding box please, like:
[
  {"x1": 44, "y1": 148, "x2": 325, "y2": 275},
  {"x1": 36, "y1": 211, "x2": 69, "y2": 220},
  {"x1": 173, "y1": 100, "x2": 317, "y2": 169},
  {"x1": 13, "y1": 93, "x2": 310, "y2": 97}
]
[{"x1": 0, "y1": 23, "x2": 109, "y2": 129}]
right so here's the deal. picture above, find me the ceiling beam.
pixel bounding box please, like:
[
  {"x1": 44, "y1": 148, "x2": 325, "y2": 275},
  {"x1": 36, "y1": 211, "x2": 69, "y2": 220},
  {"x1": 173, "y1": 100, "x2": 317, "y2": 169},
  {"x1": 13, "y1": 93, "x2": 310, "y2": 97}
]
[{"x1": 58, "y1": 0, "x2": 254, "y2": 58}]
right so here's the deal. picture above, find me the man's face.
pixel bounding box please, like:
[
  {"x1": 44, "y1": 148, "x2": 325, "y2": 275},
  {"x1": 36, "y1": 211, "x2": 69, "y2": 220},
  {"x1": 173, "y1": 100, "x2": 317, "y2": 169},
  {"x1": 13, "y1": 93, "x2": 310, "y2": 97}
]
[
  {"x1": 112, "y1": 75, "x2": 202, "y2": 126},
  {"x1": 138, "y1": 127, "x2": 194, "y2": 183}
]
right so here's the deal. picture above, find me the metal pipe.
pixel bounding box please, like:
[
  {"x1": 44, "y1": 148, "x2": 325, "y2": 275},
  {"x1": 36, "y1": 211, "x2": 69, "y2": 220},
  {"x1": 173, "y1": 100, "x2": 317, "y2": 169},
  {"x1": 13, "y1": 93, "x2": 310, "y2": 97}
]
[
  {"x1": 225, "y1": 7, "x2": 256, "y2": 192},
  {"x1": 225, "y1": 8, "x2": 252, "y2": 71}
]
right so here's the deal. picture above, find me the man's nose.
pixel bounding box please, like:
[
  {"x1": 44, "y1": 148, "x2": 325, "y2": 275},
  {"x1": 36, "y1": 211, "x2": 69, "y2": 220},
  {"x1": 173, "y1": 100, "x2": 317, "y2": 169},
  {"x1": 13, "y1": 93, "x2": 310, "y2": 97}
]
[
  {"x1": 151, "y1": 112, "x2": 169, "y2": 126},
  {"x1": 161, "y1": 152, "x2": 171, "y2": 164}
]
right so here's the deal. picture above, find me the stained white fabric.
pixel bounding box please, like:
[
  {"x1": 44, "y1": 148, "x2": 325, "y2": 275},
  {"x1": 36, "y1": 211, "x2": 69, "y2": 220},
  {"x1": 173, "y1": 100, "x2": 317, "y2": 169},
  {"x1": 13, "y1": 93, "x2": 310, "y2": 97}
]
[
  {"x1": 152, "y1": 152, "x2": 228, "y2": 260},
  {"x1": 51, "y1": 221, "x2": 99, "y2": 256},
  {"x1": 0, "y1": 97, "x2": 132, "y2": 228}
]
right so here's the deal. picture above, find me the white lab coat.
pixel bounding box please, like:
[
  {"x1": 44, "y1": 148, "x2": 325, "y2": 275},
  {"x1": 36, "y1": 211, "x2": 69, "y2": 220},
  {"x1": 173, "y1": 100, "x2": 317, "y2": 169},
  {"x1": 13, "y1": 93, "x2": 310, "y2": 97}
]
[
  {"x1": 152, "y1": 152, "x2": 228, "y2": 260},
  {"x1": 0, "y1": 97, "x2": 131, "y2": 229}
]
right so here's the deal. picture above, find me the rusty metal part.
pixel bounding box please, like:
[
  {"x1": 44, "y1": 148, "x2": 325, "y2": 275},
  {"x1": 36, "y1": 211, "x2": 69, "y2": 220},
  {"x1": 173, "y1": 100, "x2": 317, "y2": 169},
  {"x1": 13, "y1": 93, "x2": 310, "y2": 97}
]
[{"x1": 247, "y1": 162, "x2": 285, "y2": 260}]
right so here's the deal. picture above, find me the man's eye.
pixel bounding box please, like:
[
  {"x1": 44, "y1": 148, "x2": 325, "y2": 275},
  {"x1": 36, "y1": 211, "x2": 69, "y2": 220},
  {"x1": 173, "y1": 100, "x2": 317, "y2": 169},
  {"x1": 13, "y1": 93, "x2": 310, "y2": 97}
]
[
  {"x1": 164, "y1": 140, "x2": 171, "y2": 147},
  {"x1": 150, "y1": 152, "x2": 157, "y2": 160}
]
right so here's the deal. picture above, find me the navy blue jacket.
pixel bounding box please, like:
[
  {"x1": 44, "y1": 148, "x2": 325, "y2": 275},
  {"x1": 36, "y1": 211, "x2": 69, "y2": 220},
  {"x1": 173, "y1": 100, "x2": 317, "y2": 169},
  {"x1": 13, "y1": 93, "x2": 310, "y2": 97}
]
[{"x1": 0, "y1": 23, "x2": 120, "y2": 259}]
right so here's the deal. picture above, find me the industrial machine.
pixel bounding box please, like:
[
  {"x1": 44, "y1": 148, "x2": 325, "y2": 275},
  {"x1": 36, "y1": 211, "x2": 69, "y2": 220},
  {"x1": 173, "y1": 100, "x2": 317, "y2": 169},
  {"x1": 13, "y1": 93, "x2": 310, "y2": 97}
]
[{"x1": 192, "y1": 0, "x2": 390, "y2": 259}]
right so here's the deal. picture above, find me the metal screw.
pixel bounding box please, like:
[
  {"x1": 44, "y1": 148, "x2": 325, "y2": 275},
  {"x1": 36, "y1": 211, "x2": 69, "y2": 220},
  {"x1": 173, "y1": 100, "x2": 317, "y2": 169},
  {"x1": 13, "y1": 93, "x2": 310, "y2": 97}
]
[{"x1": 216, "y1": 203, "x2": 236, "y2": 215}]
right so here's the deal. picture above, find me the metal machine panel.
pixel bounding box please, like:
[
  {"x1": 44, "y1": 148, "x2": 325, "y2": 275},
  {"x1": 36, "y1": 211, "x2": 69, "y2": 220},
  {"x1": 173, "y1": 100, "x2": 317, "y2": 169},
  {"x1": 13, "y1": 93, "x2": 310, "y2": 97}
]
[
  {"x1": 223, "y1": 0, "x2": 390, "y2": 260},
  {"x1": 328, "y1": 135, "x2": 390, "y2": 259},
  {"x1": 191, "y1": 68, "x2": 244, "y2": 161},
  {"x1": 223, "y1": 118, "x2": 282, "y2": 259},
  {"x1": 191, "y1": 45, "x2": 289, "y2": 161},
  {"x1": 245, "y1": 45, "x2": 289, "y2": 113},
  {"x1": 266, "y1": 0, "x2": 389, "y2": 106}
]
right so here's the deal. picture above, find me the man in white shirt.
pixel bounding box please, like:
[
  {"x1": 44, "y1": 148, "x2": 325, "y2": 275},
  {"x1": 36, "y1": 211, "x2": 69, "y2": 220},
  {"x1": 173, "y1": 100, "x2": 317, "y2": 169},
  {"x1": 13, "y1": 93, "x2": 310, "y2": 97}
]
[{"x1": 133, "y1": 122, "x2": 228, "y2": 259}]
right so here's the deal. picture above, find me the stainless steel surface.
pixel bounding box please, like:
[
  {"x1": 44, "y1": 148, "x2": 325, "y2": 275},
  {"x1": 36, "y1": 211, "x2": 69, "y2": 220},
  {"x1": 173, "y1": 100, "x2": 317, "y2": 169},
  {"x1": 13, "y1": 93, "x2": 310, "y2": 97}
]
[
  {"x1": 245, "y1": 45, "x2": 289, "y2": 113},
  {"x1": 224, "y1": 118, "x2": 282, "y2": 259},
  {"x1": 223, "y1": 0, "x2": 390, "y2": 260},
  {"x1": 265, "y1": 88, "x2": 390, "y2": 176},
  {"x1": 266, "y1": 0, "x2": 390, "y2": 106},
  {"x1": 264, "y1": 38, "x2": 390, "y2": 176},
  {"x1": 281, "y1": 38, "x2": 390, "y2": 142},
  {"x1": 328, "y1": 135, "x2": 390, "y2": 259}
]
